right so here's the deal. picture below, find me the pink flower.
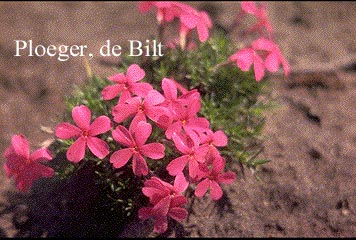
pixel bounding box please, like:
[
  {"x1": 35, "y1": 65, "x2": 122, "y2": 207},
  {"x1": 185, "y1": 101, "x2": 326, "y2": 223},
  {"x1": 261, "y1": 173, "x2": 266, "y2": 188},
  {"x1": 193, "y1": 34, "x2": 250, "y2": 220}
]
[
  {"x1": 3, "y1": 134, "x2": 54, "y2": 192},
  {"x1": 138, "y1": 173, "x2": 188, "y2": 233},
  {"x1": 229, "y1": 37, "x2": 290, "y2": 81},
  {"x1": 112, "y1": 90, "x2": 169, "y2": 130},
  {"x1": 199, "y1": 129, "x2": 228, "y2": 147},
  {"x1": 177, "y1": 2, "x2": 212, "y2": 43},
  {"x1": 160, "y1": 78, "x2": 192, "y2": 116},
  {"x1": 101, "y1": 64, "x2": 152, "y2": 103},
  {"x1": 238, "y1": 2, "x2": 273, "y2": 38},
  {"x1": 195, "y1": 156, "x2": 235, "y2": 200},
  {"x1": 110, "y1": 121, "x2": 165, "y2": 176},
  {"x1": 165, "y1": 91, "x2": 209, "y2": 139},
  {"x1": 166, "y1": 131, "x2": 209, "y2": 178},
  {"x1": 138, "y1": 1, "x2": 182, "y2": 24},
  {"x1": 55, "y1": 105, "x2": 112, "y2": 163},
  {"x1": 199, "y1": 129, "x2": 228, "y2": 161}
]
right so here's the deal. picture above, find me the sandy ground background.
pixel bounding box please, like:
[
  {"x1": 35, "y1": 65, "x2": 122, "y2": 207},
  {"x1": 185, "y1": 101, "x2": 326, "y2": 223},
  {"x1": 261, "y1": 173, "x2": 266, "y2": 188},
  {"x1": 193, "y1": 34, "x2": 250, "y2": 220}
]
[{"x1": 0, "y1": 1, "x2": 356, "y2": 237}]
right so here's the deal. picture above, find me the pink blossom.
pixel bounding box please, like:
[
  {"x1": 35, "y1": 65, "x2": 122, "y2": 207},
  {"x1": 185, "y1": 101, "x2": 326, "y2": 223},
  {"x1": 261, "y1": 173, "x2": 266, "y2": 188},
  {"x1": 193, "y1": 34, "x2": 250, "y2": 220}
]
[
  {"x1": 166, "y1": 131, "x2": 209, "y2": 178},
  {"x1": 177, "y1": 2, "x2": 212, "y2": 43},
  {"x1": 3, "y1": 134, "x2": 54, "y2": 192},
  {"x1": 112, "y1": 90, "x2": 169, "y2": 131},
  {"x1": 110, "y1": 121, "x2": 165, "y2": 176},
  {"x1": 138, "y1": 1, "x2": 182, "y2": 24},
  {"x1": 229, "y1": 37, "x2": 290, "y2": 81},
  {"x1": 101, "y1": 64, "x2": 152, "y2": 103},
  {"x1": 195, "y1": 156, "x2": 235, "y2": 200},
  {"x1": 199, "y1": 129, "x2": 228, "y2": 161},
  {"x1": 55, "y1": 105, "x2": 112, "y2": 163},
  {"x1": 165, "y1": 91, "x2": 209, "y2": 139},
  {"x1": 239, "y1": 2, "x2": 273, "y2": 38},
  {"x1": 138, "y1": 173, "x2": 188, "y2": 233},
  {"x1": 160, "y1": 78, "x2": 192, "y2": 117},
  {"x1": 199, "y1": 129, "x2": 228, "y2": 147},
  {"x1": 155, "y1": 81, "x2": 197, "y2": 130}
]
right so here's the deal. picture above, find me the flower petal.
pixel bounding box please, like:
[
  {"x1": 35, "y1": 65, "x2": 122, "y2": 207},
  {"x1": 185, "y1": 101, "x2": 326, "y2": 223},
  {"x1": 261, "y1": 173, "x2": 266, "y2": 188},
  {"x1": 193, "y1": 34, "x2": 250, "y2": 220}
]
[
  {"x1": 152, "y1": 195, "x2": 171, "y2": 217},
  {"x1": 110, "y1": 148, "x2": 133, "y2": 169},
  {"x1": 253, "y1": 54, "x2": 265, "y2": 81},
  {"x1": 170, "y1": 195, "x2": 187, "y2": 207},
  {"x1": 66, "y1": 137, "x2": 86, "y2": 163},
  {"x1": 194, "y1": 178, "x2": 209, "y2": 198},
  {"x1": 210, "y1": 180, "x2": 223, "y2": 201},
  {"x1": 265, "y1": 52, "x2": 280, "y2": 73},
  {"x1": 140, "y1": 143, "x2": 165, "y2": 159},
  {"x1": 11, "y1": 134, "x2": 30, "y2": 159},
  {"x1": 172, "y1": 132, "x2": 190, "y2": 154},
  {"x1": 130, "y1": 82, "x2": 153, "y2": 98},
  {"x1": 30, "y1": 148, "x2": 52, "y2": 162},
  {"x1": 146, "y1": 106, "x2": 169, "y2": 123},
  {"x1": 200, "y1": 11, "x2": 212, "y2": 28},
  {"x1": 133, "y1": 121, "x2": 152, "y2": 147},
  {"x1": 233, "y1": 48, "x2": 254, "y2": 71},
  {"x1": 280, "y1": 54, "x2": 291, "y2": 76},
  {"x1": 15, "y1": 172, "x2": 37, "y2": 192},
  {"x1": 213, "y1": 130, "x2": 228, "y2": 147},
  {"x1": 212, "y1": 155, "x2": 225, "y2": 173},
  {"x1": 217, "y1": 171, "x2": 236, "y2": 184},
  {"x1": 241, "y1": 1, "x2": 258, "y2": 14},
  {"x1": 197, "y1": 21, "x2": 209, "y2": 42},
  {"x1": 162, "y1": 78, "x2": 177, "y2": 101},
  {"x1": 169, "y1": 207, "x2": 188, "y2": 222},
  {"x1": 138, "y1": 207, "x2": 153, "y2": 220},
  {"x1": 55, "y1": 122, "x2": 81, "y2": 139},
  {"x1": 72, "y1": 105, "x2": 91, "y2": 130},
  {"x1": 32, "y1": 162, "x2": 55, "y2": 178},
  {"x1": 173, "y1": 172, "x2": 189, "y2": 193},
  {"x1": 145, "y1": 90, "x2": 165, "y2": 106},
  {"x1": 112, "y1": 98, "x2": 141, "y2": 123},
  {"x1": 188, "y1": 158, "x2": 200, "y2": 178},
  {"x1": 180, "y1": 13, "x2": 199, "y2": 29},
  {"x1": 112, "y1": 125, "x2": 134, "y2": 147},
  {"x1": 88, "y1": 116, "x2": 111, "y2": 136},
  {"x1": 252, "y1": 37, "x2": 276, "y2": 51},
  {"x1": 87, "y1": 136, "x2": 110, "y2": 159},
  {"x1": 129, "y1": 113, "x2": 147, "y2": 133},
  {"x1": 4, "y1": 147, "x2": 26, "y2": 176},
  {"x1": 186, "y1": 117, "x2": 210, "y2": 132},
  {"x1": 166, "y1": 156, "x2": 188, "y2": 176},
  {"x1": 165, "y1": 121, "x2": 182, "y2": 139},
  {"x1": 187, "y1": 97, "x2": 201, "y2": 117},
  {"x1": 101, "y1": 84, "x2": 124, "y2": 100},
  {"x1": 108, "y1": 73, "x2": 126, "y2": 83},
  {"x1": 132, "y1": 153, "x2": 148, "y2": 176},
  {"x1": 118, "y1": 90, "x2": 132, "y2": 104},
  {"x1": 138, "y1": 2, "x2": 153, "y2": 13},
  {"x1": 153, "y1": 216, "x2": 168, "y2": 234},
  {"x1": 126, "y1": 64, "x2": 145, "y2": 82}
]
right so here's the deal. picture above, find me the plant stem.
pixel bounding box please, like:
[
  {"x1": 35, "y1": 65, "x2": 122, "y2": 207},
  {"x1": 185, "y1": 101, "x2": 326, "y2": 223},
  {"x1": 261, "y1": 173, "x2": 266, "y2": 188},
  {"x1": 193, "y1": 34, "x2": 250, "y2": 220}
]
[{"x1": 211, "y1": 60, "x2": 231, "y2": 73}]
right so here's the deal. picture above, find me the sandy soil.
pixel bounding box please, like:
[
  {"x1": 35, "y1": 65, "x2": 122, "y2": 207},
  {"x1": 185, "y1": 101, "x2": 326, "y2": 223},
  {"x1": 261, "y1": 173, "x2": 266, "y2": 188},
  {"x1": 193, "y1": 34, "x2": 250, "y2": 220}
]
[{"x1": 0, "y1": 1, "x2": 355, "y2": 237}]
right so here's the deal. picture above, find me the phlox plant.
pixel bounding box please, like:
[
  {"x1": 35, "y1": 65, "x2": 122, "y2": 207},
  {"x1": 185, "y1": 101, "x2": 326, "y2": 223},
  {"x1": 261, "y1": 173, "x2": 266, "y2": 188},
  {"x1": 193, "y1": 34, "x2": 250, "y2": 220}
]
[{"x1": 3, "y1": 1, "x2": 289, "y2": 236}]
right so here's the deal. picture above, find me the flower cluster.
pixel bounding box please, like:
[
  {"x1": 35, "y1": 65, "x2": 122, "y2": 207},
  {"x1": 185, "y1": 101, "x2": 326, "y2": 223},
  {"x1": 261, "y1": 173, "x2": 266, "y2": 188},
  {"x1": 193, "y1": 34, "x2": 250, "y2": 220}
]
[
  {"x1": 229, "y1": 1, "x2": 290, "y2": 81},
  {"x1": 139, "y1": 1, "x2": 212, "y2": 49},
  {"x1": 3, "y1": 135, "x2": 54, "y2": 192},
  {"x1": 4, "y1": 64, "x2": 236, "y2": 234},
  {"x1": 66, "y1": 64, "x2": 235, "y2": 233},
  {"x1": 3, "y1": 1, "x2": 288, "y2": 235}
]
